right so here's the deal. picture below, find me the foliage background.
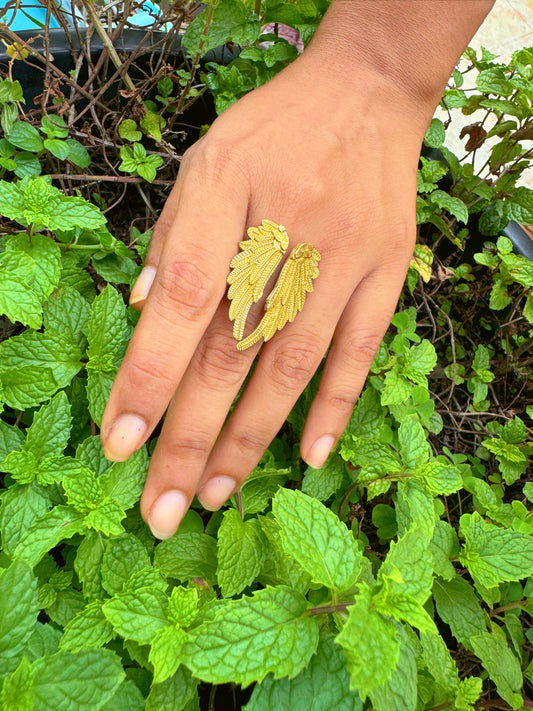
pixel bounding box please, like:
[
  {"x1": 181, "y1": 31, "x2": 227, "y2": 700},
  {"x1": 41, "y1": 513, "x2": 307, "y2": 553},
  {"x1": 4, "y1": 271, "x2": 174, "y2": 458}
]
[{"x1": 0, "y1": 1, "x2": 533, "y2": 710}]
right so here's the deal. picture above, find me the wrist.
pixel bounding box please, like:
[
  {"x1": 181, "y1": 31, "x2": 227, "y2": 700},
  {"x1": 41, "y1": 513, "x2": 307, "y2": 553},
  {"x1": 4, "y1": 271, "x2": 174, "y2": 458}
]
[{"x1": 303, "y1": 0, "x2": 495, "y2": 126}]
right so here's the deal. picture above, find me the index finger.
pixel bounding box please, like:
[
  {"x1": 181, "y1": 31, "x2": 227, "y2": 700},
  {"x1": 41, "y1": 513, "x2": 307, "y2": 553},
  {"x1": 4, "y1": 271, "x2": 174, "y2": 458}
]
[{"x1": 101, "y1": 163, "x2": 249, "y2": 461}]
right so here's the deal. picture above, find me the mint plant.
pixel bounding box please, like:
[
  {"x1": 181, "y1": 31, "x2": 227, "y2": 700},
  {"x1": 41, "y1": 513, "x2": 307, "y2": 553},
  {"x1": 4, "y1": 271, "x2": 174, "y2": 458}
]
[{"x1": 1, "y1": 3, "x2": 533, "y2": 710}]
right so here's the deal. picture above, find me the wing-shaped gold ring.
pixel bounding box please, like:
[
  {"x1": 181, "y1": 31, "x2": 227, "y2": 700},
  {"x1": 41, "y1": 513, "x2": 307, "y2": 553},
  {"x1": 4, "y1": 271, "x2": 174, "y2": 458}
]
[{"x1": 227, "y1": 221, "x2": 321, "y2": 351}]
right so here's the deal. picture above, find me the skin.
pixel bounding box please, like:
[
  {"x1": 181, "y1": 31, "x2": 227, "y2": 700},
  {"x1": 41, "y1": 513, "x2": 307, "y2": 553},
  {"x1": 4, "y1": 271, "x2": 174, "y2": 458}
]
[{"x1": 101, "y1": 0, "x2": 495, "y2": 540}]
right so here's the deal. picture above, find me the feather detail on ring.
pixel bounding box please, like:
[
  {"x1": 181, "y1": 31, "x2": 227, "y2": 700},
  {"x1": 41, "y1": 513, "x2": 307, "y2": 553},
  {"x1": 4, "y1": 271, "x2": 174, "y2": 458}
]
[
  {"x1": 237, "y1": 243, "x2": 321, "y2": 351},
  {"x1": 227, "y1": 219, "x2": 289, "y2": 340}
]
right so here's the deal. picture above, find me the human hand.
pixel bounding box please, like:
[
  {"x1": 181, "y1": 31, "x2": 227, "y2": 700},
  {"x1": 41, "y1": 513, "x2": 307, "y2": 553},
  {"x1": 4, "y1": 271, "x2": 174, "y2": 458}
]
[{"x1": 100, "y1": 40, "x2": 434, "y2": 540}]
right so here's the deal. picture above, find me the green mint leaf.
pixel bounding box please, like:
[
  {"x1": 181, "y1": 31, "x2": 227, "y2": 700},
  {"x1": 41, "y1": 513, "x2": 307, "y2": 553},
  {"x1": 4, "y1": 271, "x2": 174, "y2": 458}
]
[
  {"x1": 0, "y1": 655, "x2": 34, "y2": 711},
  {"x1": 181, "y1": 585, "x2": 319, "y2": 687},
  {"x1": 183, "y1": 0, "x2": 261, "y2": 57},
  {"x1": 420, "y1": 630, "x2": 459, "y2": 697},
  {"x1": 339, "y1": 436, "x2": 401, "y2": 475},
  {"x1": 14, "y1": 505, "x2": 85, "y2": 567},
  {"x1": 76, "y1": 435, "x2": 112, "y2": 476},
  {"x1": 44, "y1": 137, "x2": 69, "y2": 160},
  {"x1": 62, "y1": 465, "x2": 103, "y2": 511},
  {"x1": 417, "y1": 460, "x2": 463, "y2": 496},
  {"x1": 335, "y1": 585, "x2": 400, "y2": 699},
  {"x1": 60, "y1": 601, "x2": 114, "y2": 653},
  {"x1": 42, "y1": 115, "x2": 70, "y2": 140},
  {"x1": 140, "y1": 111, "x2": 165, "y2": 142},
  {"x1": 65, "y1": 139, "x2": 90, "y2": 168},
  {"x1": 6, "y1": 233, "x2": 61, "y2": 302},
  {"x1": 25, "y1": 391, "x2": 71, "y2": 460},
  {"x1": 102, "y1": 587, "x2": 169, "y2": 645},
  {"x1": 240, "y1": 461, "x2": 289, "y2": 516},
  {"x1": 88, "y1": 285, "x2": 128, "y2": 361},
  {"x1": 154, "y1": 532, "x2": 218, "y2": 585},
  {"x1": 101, "y1": 533, "x2": 151, "y2": 595},
  {"x1": 168, "y1": 586, "x2": 199, "y2": 627},
  {"x1": 470, "y1": 632, "x2": 523, "y2": 709},
  {"x1": 459, "y1": 511, "x2": 533, "y2": 588},
  {"x1": 245, "y1": 634, "x2": 362, "y2": 711},
  {"x1": 507, "y1": 186, "x2": 533, "y2": 224},
  {"x1": 433, "y1": 577, "x2": 485, "y2": 649},
  {"x1": 0, "y1": 560, "x2": 39, "y2": 666},
  {"x1": 400, "y1": 483, "x2": 433, "y2": 539},
  {"x1": 259, "y1": 514, "x2": 311, "y2": 593},
  {"x1": 456, "y1": 677, "x2": 483, "y2": 709},
  {"x1": 0, "y1": 417, "x2": 24, "y2": 464},
  {"x1": 430, "y1": 520, "x2": 460, "y2": 580},
  {"x1": 145, "y1": 667, "x2": 197, "y2": 711},
  {"x1": 84, "y1": 498, "x2": 126, "y2": 537},
  {"x1": 0, "y1": 331, "x2": 82, "y2": 409},
  {"x1": 23, "y1": 622, "x2": 61, "y2": 662},
  {"x1": 301, "y1": 453, "x2": 345, "y2": 501},
  {"x1": 0, "y1": 482, "x2": 51, "y2": 557},
  {"x1": 87, "y1": 370, "x2": 115, "y2": 427},
  {"x1": 402, "y1": 339, "x2": 437, "y2": 385},
  {"x1": 99, "y1": 447, "x2": 148, "y2": 510},
  {"x1": 75, "y1": 531, "x2": 105, "y2": 601},
  {"x1": 119, "y1": 119, "x2": 142, "y2": 142},
  {"x1": 429, "y1": 190, "x2": 469, "y2": 224},
  {"x1": 483, "y1": 438, "x2": 526, "y2": 463},
  {"x1": 398, "y1": 415, "x2": 429, "y2": 469},
  {"x1": 32, "y1": 648, "x2": 124, "y2": 711},
  {"x1": 101, "y1": 680, "x2": 145, "y2": 711},
  {"x1": 369, "y1": 625, "x2": 418, "y2": 711},
  {"x1": 374, "y1": 590, "x2": 436, "y2": 634},
  {"x1": 6, "y1": 121, "x2": 43, "y2": 152},
  {"x1": 381, "y1": 365, "x2": 412, "y2": 405},
  {"x1": 378, "y1": 527, "x2": 433, "y2": 602},
  {"x1": 43, "y1": 286, "x2": 91, "y2": 350},
  {"x1": 217, "y1": 509, "x2": 266, "y2": 597},
  {"x1": 272, "y1": 488, "x2": 361, "y2": 592},
  {"x1": 0, "y1": 250, "x2": 43, "y2": 328},
  {"x1": 424, "y1": 118, "x2": 446, "y2": 147},
  {"x1": 149, "y1": 624, "x2": 187, "y2": 684},
  {"x1": 345, "y1": 387, "x2": 384, "y2": 438},
  {"x1": 136, "y1": 161, "x2": 157, "y2": 183}
]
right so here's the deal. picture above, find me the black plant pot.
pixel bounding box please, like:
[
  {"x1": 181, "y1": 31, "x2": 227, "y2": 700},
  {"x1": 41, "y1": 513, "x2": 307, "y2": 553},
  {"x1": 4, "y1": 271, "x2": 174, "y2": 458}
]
[{"x1": 0, "y1": 27, "x2": 237, "y2": 125}]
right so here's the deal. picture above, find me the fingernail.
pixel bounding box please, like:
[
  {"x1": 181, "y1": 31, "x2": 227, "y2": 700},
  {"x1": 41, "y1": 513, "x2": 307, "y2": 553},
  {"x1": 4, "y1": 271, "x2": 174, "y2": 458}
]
[
  {"x1": 148, "y1": 490, "x2": 189, "y2": 540},
  {"x1": 130, "y1": 265, "x2": 156, "y2": 305},
  {"x1": 197, "y1": 476, "x2": 236, "y2": 511},
  {"x1": 306, "y1": 435, "x2": 335, "y2": 469},
  {"x1": 102, "y1": 413, "x2": 147, "y2": 461}
]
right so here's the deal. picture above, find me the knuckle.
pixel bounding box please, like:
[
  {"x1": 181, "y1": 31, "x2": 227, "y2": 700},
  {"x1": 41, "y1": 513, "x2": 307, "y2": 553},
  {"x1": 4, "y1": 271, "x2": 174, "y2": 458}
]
[
  {"x1": 127, "y1": 354, "x2": 175, "y2": 390},
  {"x1": 232, "y1": 429, "x2": 267, "y2": 458},
  {"x1": 326, "y1": 390, "x2": 358, "y2": 415},
  {"x1": 194, "y1": 136, "x2": 241, "y2": 185},
  {"x1": 269, "y1": 335, "x2": 323, "y2": 391},
  {"x1": 192, "y1": 330, "x2": 246, "y2": 390},
  {"x1": 163, "y1": 433, "x2": 212, "y2": 460},
  {"x1": 156, "y1": 257, "x2": 218, "y2": 321},
  {"x1": 340, "y1": 331, "x2": 383, "y2": 370}
]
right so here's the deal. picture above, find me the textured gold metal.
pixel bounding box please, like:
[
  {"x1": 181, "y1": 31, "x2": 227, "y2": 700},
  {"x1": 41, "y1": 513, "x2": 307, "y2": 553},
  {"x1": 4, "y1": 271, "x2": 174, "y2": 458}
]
[
  {"x1": 227, "y1": 219, "x2": 289, "y2": 341},
  {"x1": 236, "y1": 243, "x2": 321, "y2": 351}
]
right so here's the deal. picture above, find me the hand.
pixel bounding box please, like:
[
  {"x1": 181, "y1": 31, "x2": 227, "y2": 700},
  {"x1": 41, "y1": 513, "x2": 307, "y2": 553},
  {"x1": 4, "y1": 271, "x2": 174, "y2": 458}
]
[{"x1": 100, "y1": 45, "x2": 431, "y2": 540}]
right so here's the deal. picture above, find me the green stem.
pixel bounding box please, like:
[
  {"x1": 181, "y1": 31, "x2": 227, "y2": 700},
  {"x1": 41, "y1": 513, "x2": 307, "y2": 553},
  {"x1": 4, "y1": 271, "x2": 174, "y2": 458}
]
[
  {"x1": 308, "y1": 601, "x2": 354, "y2": 616},
  {"x1": 173, "y1": 0, "x2": 220, "y2": 117},
  {"x1": 490, "y1": 599, "x2": 528, "y2": 616}
]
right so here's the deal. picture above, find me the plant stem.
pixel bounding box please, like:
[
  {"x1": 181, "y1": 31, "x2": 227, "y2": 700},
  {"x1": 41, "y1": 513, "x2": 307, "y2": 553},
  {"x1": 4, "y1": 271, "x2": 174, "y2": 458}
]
[
  {"x1": 173, "y1": 0, "x2": 220, "y2": 117},
  {"x1": 79, "y1": 0, "x2": 144, "y2": 108},
  {"x1": 308, "y1": 601, "x2": 354, "y2": 616},
  {"x1": 490, "y1": 599, "x2": 528, "y2": 616}
]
